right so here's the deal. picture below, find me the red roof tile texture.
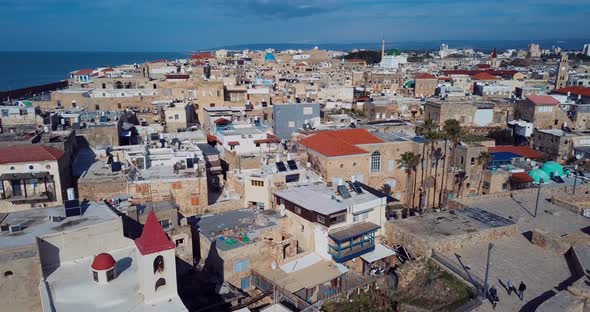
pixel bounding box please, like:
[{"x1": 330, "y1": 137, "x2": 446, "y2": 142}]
[
  {"x1": 527, "y1": 95, "x2": 559, "y2": 106},
  {"x1": 488, "y1": 146, "x2": 542, "y2": 159},
  {"x1": 471, "y1": 72, "x2": 498, "y2": 80},
  {"x1": 554, "y1": 86, "x2": 590, "y2": 97},
  {"x1": 73, "y1": 69, "x2": 93, "y2": 76},
  {"x1": 300, "y1": 129, "x2": 383, "y2": 157},
  {"x1": 415, "y1": 73, "x2": 436, "y2": 79},
  {"x1": 510, "y1": 172, "x2": 534, "y2": 183},
  {"x1": 0, "y1": 145, "x2": 65, "y2": 164},
  {"x1": 134, "y1": 211, "x2": 175, "y2": 256}
]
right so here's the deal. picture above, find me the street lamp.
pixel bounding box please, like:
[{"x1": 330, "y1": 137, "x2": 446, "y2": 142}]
[
  {"x1": 482, "y1": 243, "x2": 494, "y2": 298},
  {"x1": 535, "y1": 178, "x2": 544, "y2": 218},
  {"x1": 573, "y1": 154, "x2": 582, "y2": 196}
]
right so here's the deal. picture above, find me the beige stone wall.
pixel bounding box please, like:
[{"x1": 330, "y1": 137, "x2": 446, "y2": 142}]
[
  {"x1": 0, "y1": 159, "x2": 66, "y2": 204},
  {"x1": 415, "y1": 78, "x2": 437, "y2": 97},
  {"x1": 0, "y1": 245, "x2": 43, "y2": 312},
  {"x1": 77, "y1": 125, "x2": 120, "y2": 147}
]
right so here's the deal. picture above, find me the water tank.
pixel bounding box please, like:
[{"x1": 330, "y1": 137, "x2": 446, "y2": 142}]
[{"x1": 67, "y1": 188, "x2": 76, "y2": 201}]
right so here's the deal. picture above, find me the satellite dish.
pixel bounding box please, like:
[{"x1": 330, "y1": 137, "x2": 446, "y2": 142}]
[
  {"x1": 271, "y1": 262, "x2": 277, "y2": 270},
  {"x1": 279, "y1": 204, "x2": 286, "y2": 217},
  {"x1": 530, "y1": 160, "x2": 537, "y2": 167},
  {"x1": 306, "y1": 162, "x2": 311, "y2": 168}
]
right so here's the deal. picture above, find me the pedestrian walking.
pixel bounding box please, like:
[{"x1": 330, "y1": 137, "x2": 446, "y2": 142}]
[
  {"x1": 507, "y1": 279, "x2": 514, "y2": 295},
  {"x1": 518, "y1": 281, "x2": 527, "y2": 300},
  {"x1": 488, "y1": 286, "x2": 499, "y2": 309}
]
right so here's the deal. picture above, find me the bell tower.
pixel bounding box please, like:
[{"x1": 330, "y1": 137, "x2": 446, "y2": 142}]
[
  {"x1": 555, "y1": 52, "x2": 569, "y2": 90},
  {"x1": 135, "y1": 211, "x2": 178, "y2": 304},
  {"x1": 491, "y1": 48, "x2": 498, "y2": 68}
]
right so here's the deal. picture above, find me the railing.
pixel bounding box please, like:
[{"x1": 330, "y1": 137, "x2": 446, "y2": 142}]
[{"x1": 251, "y1": 270, "x2": 312, "y2": 311}]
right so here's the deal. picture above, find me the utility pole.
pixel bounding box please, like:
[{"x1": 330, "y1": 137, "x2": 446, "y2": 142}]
[
  {"x1": 482, "y1": 243, "x2": 494, "y2": 298},
  {"x1": 535, "y1": 178, "x2": 543, "y2": 217},
  {"x1": 573, "y1": 164, "x2": 578, "y2": 196}
]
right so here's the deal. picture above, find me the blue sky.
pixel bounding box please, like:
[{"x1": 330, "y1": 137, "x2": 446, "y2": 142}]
[{"x1": 0, "y1": 0, "x2": 589, "y2": 51}]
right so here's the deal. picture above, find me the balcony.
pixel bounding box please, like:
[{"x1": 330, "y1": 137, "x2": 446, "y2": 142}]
[{"x1": 328, "y1": 222, "x2": 380, "y2": 263}]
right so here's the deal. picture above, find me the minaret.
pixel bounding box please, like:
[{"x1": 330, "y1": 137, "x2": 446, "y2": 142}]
[
  {"x1": 491, "y1": 48, "x2": 498, "y2": 68},
  {"x1": 555, "y1": 52, "x2": 569, "y2": 90},
  {"x1": 381, "y1": 37, "x2": 385, "y2": 59}
]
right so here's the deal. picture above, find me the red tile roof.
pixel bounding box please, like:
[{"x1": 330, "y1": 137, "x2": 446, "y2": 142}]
[
  {"x1": 73, "y1": 69, "x2": 93, "y2": 76},
  {"x1": 471, "y1": 72, "x2": 498, "y2": 80},
  {"x1": 553, "y1": 86, "x2": 590, "y2": 97},
  {"x1": 527, "y1": 95, "x2": 559, "y2": 106},
  {"x1": 214, "y1": 118, "x2": 232, "y2": 126},
  {"x1": 510, "y1": 172, "x2": 534, "y2": 183},
  {"x1": 134, "y1": 211, "x2": 175, "y2": 256},
  {"x1": 300, "y1": 129, "x2": 383, "y2": 157},
  {"x1": 488, "y1": 146, "x2": 542, "y2": 159},
  {"x1": 254, "y1": 134, "x2": 280, "y2": 144},
  {"x1": 0, "y1": 145, "x2": 65, "y2": 164},
  {"x1": 190, "y1": 52, "x2": 212, "y2": 60},
  {"x1": 415, "y1": 73, "x2": 436, "y2": 79}
]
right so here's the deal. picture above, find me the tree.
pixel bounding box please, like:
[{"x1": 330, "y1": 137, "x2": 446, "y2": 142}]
[
  {"x1": 442, "y1": 119, "x2": 464, "y2": 200},
  {"x1": 419, "y1": 119, "x2": 439, "y2": 209},
  {"x1": 438, "y1": 132, "x2": 450, "y2": 209},
  {"x1": 399, "y1": 152, "x2": 421, "y2": 216},
  {"x1": 477, "y1": 152, "x2": 492, "y2": 195},
  {"x1": 454, "y1": 170, "x2": 468, "y2": 197}
]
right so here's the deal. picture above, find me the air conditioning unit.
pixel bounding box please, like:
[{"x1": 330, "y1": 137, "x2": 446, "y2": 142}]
[
  {"x1": 9, "y1": 225, "x2": 22, "y2": 233},
  {"x1": 48, "y1": 216, "x2": 63, "y2": 222}
]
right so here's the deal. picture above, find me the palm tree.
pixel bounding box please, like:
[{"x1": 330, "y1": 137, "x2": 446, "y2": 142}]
[
  {"x1": 399, "y1": 152, "x2": 421, "y2": 216},
  {"x1": 443, "y1": 119, "x2": 464, "y2": 198},
  {"x1": 432, "y1": 147, "x2": 443, "y2": 209},
  {"x1": 454, "y1": 170, "x2": 468, "y2": 197},
  {"x1": 421, "y1": 119, "x2": 439, "y2": 209},
  {"x1": 477, "y1": 152, "x2": 492, "y2": 195},
  {"x1": 438, "y1": 132, "x2": 449, "y2": 209}
]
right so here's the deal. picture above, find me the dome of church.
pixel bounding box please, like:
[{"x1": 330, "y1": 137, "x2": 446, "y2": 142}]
[
  {"x1": 92, "y1": 253, "x2": 116, "y2": 271},
  {"x1": 528, "y1": 168, "x2": 550, "y2": 184},
  {"x1": 386, "y1": 49, "x2": 401, "y2": 56},
  {"x1": 264, "y1": 52, "x2": 276, "y2": 62}
]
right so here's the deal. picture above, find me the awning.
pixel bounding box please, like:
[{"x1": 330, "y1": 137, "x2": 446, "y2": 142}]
[
  {"x1": 510, "y1": 172, "x2": 534, "y2": 183},
  {"x1": 228, "y1": 141, "x2": 240, "y2": 146},
  {"x1": 328, "y1": 222, "x2": 380, "y2": 243},
  {"x1": 214, "y1": 118, "x2": 231, "y2": 126},
  {"x1": 360, "y1": 243, "x2": 395, "y2": 263},
  {"x1": 0, "y1": 172, "x2": 50, "y2": 180}
]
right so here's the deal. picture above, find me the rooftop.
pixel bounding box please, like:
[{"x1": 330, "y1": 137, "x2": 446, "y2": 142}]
[
  {"x1": 299, "y1": 129, "x2": 383, "y2": 157},
  {"x1": 0, "y1": 201, "x2": 118, "y2": 249},
  {"x1": 0, "y1": 144, "x2": 64, "y2": 164},
  {"x1": 197, "y1": 208, "x2": 280, "y2": 251},
  {"x1": 527, "y1": 95, "x2": 560, "y2": 106}
]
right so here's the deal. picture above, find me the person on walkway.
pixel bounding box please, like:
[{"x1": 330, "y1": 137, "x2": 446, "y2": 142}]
[
  {"x1": 507, "y1": 279, "x2": 514, "y2": 295},
  {"x1": 518, "y1": 281, "x2": 527, "y2": 300},
  {"x1": 488, "y1": 286, "x2": 499, "y2": 309}
]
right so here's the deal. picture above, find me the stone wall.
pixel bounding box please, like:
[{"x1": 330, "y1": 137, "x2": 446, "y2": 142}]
[{"x1": 531, "y1": 229, "x2": 571, "y2": 254}]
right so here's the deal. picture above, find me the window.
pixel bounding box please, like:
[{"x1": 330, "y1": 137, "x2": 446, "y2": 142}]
[
  {"x1": 118, "y1": 103, "x2": 122, "y2": 109},
  {"x1": 95, "y1": 105, "x2": 100, "y2": 111},
  {"x1": 241, "y1": 276, "x2": 251, "y2": 290},
  {"x1": 175, "y1": 238, "x2": 185, "y2": 247},
  {"x1": 251, "y1": 180, "x2": 264, "y2": 187},
  {"x1": 483, "y1": 182, "x2": 491, "y2": 189},
  {"x1": 470, "y1": 157, "x2": 475, "y2": 165},
  {"x1": 19, "y1": 109, "x2": 28, "y2": 116},
  {"x1": 45, "y1": 164, "x2": 51, "y2": 169},
  {"x1": 234, "y1": 260, "x2": 249, "y2": 273},
  {"x1": 29, "y1": 165, "x2": 34, "y2": 170},
  {"x1": 153, "y1": 256, "x2": 165, "y2": 274},
  {"x1": 160, "y1": 219, "x2": 171, "y2": 229},
  {"x1": 93, "y1": 270, "x2": 98, "y2": 282},
  {"x1": 155, "y1": 278, "x2": 166, "y2": 291},
  {"x1": 288, "y1": 121, "x2": 295, "y2": 128},
  {"x1": 56, "y1": 101, "x2": 62, "y2": 107},
  {"x1": 295, "y1": 206, "x2": 301, "y2": 214},
  {"x1": 303, "y1": 107, "x2": 313, "y2": 115},
  {"x1": 317, "y1": 215, "x2": 325, "y2": 223},
  {"x1": 330, "y1": 214, "x2": 346, "y2": 224},
  {"x1": 106, "y1": 269, "x2": 115, "y2": 282},
  {"x1": 174, "y1": 114, "x2": 179, "y2": 120},
  {"x1": 1, "y1": 109, "x2": 8, "y2": 117},
  {"x1": 371, "y1": 151, "x2": 381, "y2": 173}
]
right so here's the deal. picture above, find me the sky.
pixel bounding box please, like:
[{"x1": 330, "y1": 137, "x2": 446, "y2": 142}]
[{"x1": 0, "y1": 0, "x2": 589, "y2": 51}]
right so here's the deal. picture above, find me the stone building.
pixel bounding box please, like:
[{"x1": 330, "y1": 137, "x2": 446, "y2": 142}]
[
  {"x1": 515, "y1": 95, "x2": 570, "y2": 129},
  {"x1": 555, "y1": 52, "x2": 569, "y2": 90},
  {"x1": 414, "y1": 73, "x2": 437, "y2": 97}
]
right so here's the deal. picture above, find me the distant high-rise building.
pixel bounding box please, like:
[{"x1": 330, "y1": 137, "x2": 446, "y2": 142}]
[
  {"x1": 528, "y1": 43, "x2": 541, "y2": 58},
  {"x1": 583, "y1": 44, "x2": 590, "y2": 56},
  {"x1": 555, "y1": 52, "x2": 569, "y2": 89}
]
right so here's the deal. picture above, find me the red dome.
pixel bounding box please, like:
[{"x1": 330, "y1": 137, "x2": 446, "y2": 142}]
[{"x1": 91, "y1": 253, "x2": 116, "y2": 270}]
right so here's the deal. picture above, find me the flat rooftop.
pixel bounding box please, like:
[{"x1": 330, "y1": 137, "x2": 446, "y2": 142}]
[
  {"x1": 274, "y1": 182, "x2": 383, "y2": 216},
  {"x1": 197, "y1": 208, "x2": 280, "y2": 251},
  {"x1": 0, "y1": 201, "x2": 118, "y2": 249},
  {"x1": 45, "y1": 246, "x2": 188, "y2": 312},
  {"x1": 390, "y1": 207, "x2": 515, "y2": 241}
]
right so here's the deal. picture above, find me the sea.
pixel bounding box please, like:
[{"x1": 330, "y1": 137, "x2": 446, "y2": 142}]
[
  {"x1": 0, "y1": 51, "x2": 188, "y2": 91},
  {"x1": 0, "y1": 39, "x2": 587, "y2": 91}
]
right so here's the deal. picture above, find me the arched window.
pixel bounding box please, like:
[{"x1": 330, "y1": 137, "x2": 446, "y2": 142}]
[
  {"x1": 155, "y1": 278, "x2": 166, "y2": 292},
  {"x1": 153, "y1": 255, "x2": 164, "y2": 274},
  {"x1": 370, "y1": 151, "x2": 381, "y2": 173}
]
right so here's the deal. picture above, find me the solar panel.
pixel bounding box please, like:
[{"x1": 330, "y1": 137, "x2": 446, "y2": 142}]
[
  {"x1": 287, "y1": 160, "x2": 298, "y2": 170},
  {"x1": 276, "y1": 161, "x2": 287, "y2": 172},
  {"x1": 351, "y1": 181, "x2": 363, "y2": 194},
  {"x1": 64, "y1": 199, "x2": 81, "y2": 217},
  {"x1": 337, "y1": 185, "x2": 351, "y2": 199}
]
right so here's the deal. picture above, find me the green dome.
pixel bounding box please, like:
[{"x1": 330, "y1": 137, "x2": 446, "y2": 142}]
[
  {"x1": 528, "y1": 168, "x2": 550, "y2": 184},
  {"x1": 540, "y1": 161, "x2": 563, "y2": 178},
  {"x1": 386, "y1": 48, "x2": 401, "y2": 56}
]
